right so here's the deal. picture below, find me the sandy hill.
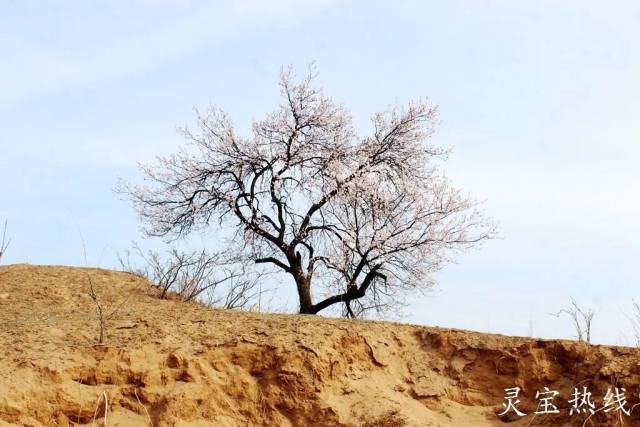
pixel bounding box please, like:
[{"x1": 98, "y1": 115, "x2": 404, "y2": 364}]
[{"x1": 1, "y1": 265, "x2": 639, "y2": 426}]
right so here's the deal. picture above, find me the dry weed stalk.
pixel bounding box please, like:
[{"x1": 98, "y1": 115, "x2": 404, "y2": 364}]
[
  {"x1": 92, "y1": 391, "x2": 109, "y2": 426},
  {"x1": 628, "y1": 300, "x2": 640, "y2": 347},
  {"x1": 0, "y1": 220, "x2": 10, "y2": 263},
  {"x1": 87, "y1": 274, "x2": 106, "y2": 345},
  {"x1": 86, "y1": 272, "x2": 125, "y2": 345},
  {"x1": 79, "y1": 232, "x2": 123, "y2": 345},
  {"x1": 134, "y1": 389, "x2": 153, "y2": 425}
]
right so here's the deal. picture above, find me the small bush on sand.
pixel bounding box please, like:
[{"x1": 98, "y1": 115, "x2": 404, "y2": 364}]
[{"x1": 119, "y1": 245, "x2": 264, "y2": 309}]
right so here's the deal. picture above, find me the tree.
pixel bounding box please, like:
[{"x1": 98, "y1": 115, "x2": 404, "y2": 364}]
[{"x1": 119, "y1": 66, "x2": 495, "y2": 317}]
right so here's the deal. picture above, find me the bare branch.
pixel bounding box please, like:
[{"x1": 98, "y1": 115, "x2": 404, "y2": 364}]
[
  {"x1": 120, "y1": 244, "x2": 263, "y2": 310},
  {"x1": 550, "y1": 298, "x2": 595, "y2": 343}
]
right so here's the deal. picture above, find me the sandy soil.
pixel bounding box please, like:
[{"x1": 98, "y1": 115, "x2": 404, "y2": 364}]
[{"x1": 1, "y1": 264, "x2": 640, "y2": 426}]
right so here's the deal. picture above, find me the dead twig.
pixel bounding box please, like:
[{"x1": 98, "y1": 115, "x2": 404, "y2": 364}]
[
  {"x1": 92, "y1": 391, "x2": 108, "y2": 426},
  {"x1": 134, "y1": 389, "x2": 153, "y2": 426},
  {"x1": 0, "y1": 220, "x2": 10, "y2": 263}
]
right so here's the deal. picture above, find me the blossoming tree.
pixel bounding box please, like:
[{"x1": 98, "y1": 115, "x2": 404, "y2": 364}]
[{"x1": 120, "y1": 68, "x2": 495, "y2": 317}]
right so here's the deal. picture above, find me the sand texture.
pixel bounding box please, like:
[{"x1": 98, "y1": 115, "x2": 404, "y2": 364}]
[{"x1": 1, "y1": 264, "x2": 640, "y2": 426}]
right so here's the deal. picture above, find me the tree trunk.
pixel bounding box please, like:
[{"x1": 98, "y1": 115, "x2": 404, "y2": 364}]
[
  {"x1": 287, "y1": 250, "x2": 315, "y2": 314},
  {"x1": 296, "y1": 276, "x2": 314, "y2": 314}
]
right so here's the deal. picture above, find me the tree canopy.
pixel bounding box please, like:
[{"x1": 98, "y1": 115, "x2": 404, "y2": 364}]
[{"x1": 120, "y1": 67, "x2": 495, "y2": 317}]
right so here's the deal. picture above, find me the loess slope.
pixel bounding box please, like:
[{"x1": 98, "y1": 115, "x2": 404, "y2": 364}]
[{"x1": 1, "y1": 264, "x2": 640, "y2": 426}]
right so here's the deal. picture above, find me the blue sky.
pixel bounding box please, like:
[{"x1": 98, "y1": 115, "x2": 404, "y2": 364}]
[{"x1": 2, "y1": 1, "x2": 639, "y2": 344}]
